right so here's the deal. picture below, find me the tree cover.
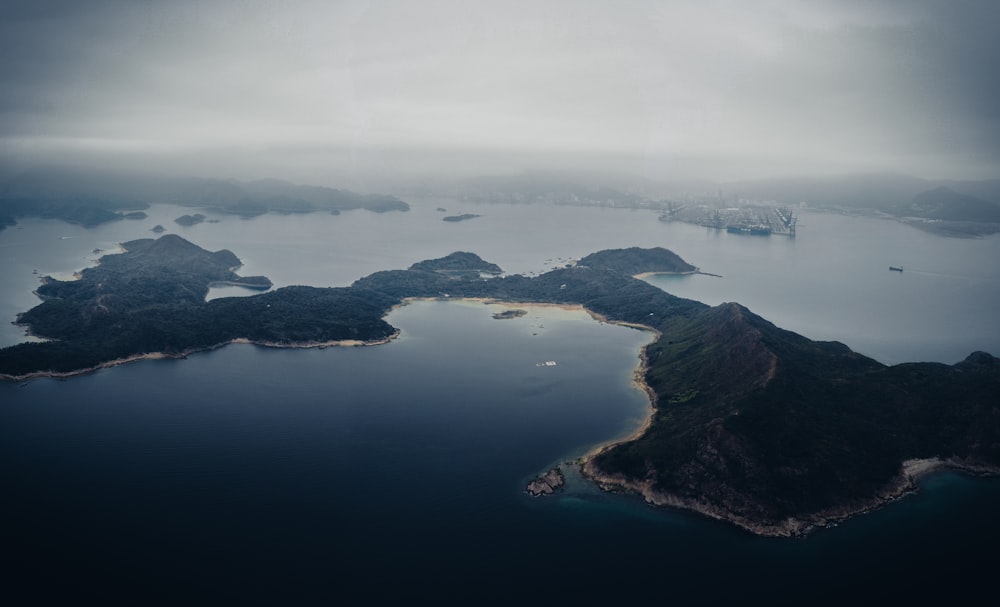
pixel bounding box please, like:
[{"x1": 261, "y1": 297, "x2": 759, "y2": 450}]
[
  {"x1": 577, "y1": 246, "x2": 697, "y2": 275},
  {"x1": 0, "y1": 196, "x2": 149, "y2": 230},
  {"x1": 593, "y1": 303, "x2": 1000, "y2": 532},
  {"x1": 2, "y1": 236, "x2": 998, "y2": 534}
]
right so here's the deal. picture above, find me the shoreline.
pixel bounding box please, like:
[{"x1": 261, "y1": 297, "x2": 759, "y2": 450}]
[
  {"x1": 4, "y1": 296, "x2": 621, "y2": 382},
  {"x1": 579, "y1": 322, "x2": 661, "y2": 460},
  {"x1": 391, "y1": 296, "x2": 603, "y2": 317},
  {"x1": 4, "y1": 296, "x2": 630, "y2": 382},
  {"x1": 581, "y1": 449, "x2": 1000, "y2": 537},
  {"x1": 563, "y1": 309, "x2": 1000, "y2": 537},
  {"x1": 9, "y1": 293, "x2": 998, "y2": 537},
  {"x1": 633, "y1": 268, "x2": 699, "y2": 279},
  {"x1": 207, "y1": 280, "x2": 272, "y2": 290},
  {"x1": 0, "y1": 330, "x2": 400, "y2": 382}
]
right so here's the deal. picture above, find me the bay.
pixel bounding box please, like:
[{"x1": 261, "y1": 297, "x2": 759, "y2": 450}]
[{"x1": 2, "y1": 201, "x2": 999, "y2": 603}]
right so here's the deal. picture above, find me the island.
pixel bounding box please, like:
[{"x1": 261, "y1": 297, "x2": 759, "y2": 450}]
[
  {"x1": 406, "y1": 251, "x2": 502, "y2": 278},
  {"x1": 174, "y1": 213, "x2": 207, "y2": 226},
  {"x1": 2, "y1": 236, "x2": 998, "y2": 536},
  {"x1": 492, "y1": 309, "x2": 527, "y2": 320},
  {"x1": 0, "y1": 166, "x2": 410, "y2": 233},
  {"x1": 577, "y1": 247, "x2": 697, "y2": 276},
  {"x1": 0, "y1": 196, "x2": 148, "y2": 230},
  {"x1": 443, "y1": 213, "x2": 481, "y2": 222},
  {"x1": 526, "y1": 468, "x2": 565, "y2": 496}
]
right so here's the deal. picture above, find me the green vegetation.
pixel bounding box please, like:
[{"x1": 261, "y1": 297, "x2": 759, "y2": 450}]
[
  {"x1": 407, "y1": 251, "x2": 502, "y2": 275},
  {"x1": 578, "y1": 247, "x2": 697, "y2": 275},
  {"x1": 2, "y1": 236, "x2": 997, "y2": 535},
  {"x1": 0, "y1": 235, "x2": 395, "y2": 376},
  {"x1": 593, "y1": 302, "x2": 1000, "y2": 533}
]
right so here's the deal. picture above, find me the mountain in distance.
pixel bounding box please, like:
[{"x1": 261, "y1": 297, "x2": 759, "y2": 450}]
[
  {"x1": 900, "y1": 186, "x2": 1000, "y2": 222},
  {"x1": 0, "y1": 165, "x2": 409, "y2": 231},
  {"x1": 723, "y1": 173, "x2": 1000, "y2": 219},
  {"x1": 416, "y1": 169, "x2": 715, "y2": 206},
  {"x1": 397, "y1": 169, "x2": 1000, "y2": 227},
  {"x1": 4, "y1": 165, "x2": 999, "y2": 236}
]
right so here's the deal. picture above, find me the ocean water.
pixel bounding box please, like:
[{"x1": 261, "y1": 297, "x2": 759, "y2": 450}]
[
  {"x1": 2, "y1": 199, "x2": 998, "y2": 362},
  {"x1": 2, "y1": 202, "x2": 1000, "y2": 603}
]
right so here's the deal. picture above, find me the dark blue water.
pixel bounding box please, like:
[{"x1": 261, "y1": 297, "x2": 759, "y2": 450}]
[{"x1": 3, "y1": 301, "x2": 998, "y2": 605}]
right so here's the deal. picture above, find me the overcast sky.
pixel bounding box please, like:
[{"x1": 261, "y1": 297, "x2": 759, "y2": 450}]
[{"x1": 1, "y1": 0, "x2": 998, "y2": 186}]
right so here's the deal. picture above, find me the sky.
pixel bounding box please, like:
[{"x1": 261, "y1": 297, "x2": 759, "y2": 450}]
[{"x1": 1, "y1": 0, "x2": 998, "y2": 188}]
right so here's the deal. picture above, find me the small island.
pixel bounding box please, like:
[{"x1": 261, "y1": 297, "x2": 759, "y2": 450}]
[
  {"x1": 443, "y1": 213, "x2": 481, "y2": 223},
  {"x1": 2, "y1": 236, "x2": 998, "y2": 537},
  {"x1": 577, "y1": 247, "x2": 697, "y2": 276},
  {"x1": 407, "y1": 251, "x2": 502, "y2": 277},
  {"x1": 526, "y1": 468, "x2": 565, "y2": 496},
  {"x1": 492, "y1": 309, "x2": 527, "y2": 320},
  {"x1": 175, "y1": 213, "x2": 207, "y2": 226}
]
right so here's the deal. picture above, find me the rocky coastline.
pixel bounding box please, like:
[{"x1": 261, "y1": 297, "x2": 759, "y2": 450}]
[
  {"x1": 580, "y1": 451, "x2": 1000, "y2": 537},
  {"x1": 526, "y1": 468, "x2": 566, "y2": 496}
]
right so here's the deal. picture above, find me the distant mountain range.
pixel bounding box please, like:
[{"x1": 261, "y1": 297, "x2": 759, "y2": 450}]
[
  {"x1": 3, "y1": 165, "x2": 999, "y2": 233},
  {"x1": 0, "y1": 165, "x2": 409, "y2": 230},
  {"x1": 414, "y1": 170, "x2": 1000, "y2": 233},
  {"x1": 723, "y1": 173, "x2": 1000, "y2": 221}
]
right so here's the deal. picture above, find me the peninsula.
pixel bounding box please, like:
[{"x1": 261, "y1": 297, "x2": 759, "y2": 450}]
[{"x1": 2, "y1": 236, "x2": 998, "y2": 536}]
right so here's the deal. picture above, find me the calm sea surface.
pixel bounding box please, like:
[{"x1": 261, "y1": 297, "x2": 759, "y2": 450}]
[{"x1": 2, "y1": 201, "x2": 999, "y2": 603}]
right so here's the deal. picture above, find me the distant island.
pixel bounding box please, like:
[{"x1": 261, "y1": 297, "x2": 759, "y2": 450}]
[
  {"x1": 577, "y1": 247, "x2": 697, "y2": 275},
  {"x1": 449, "y1": 171, "x2": 1000, "y2": 237},
  {"x1": 2, "y1": 236, "x2": 998, "y2": 536},
  {"x1": 0, "y1": 166, "x2": 410, "y2": 233},
  {"x1": 492, "y1": 309, "x2": 527, "y2": 320},
  {"x1": 443, "y1": 213, "x2": 481, "y2": 222},
  {"x1": 175, "y1": 213, "x2": 207, "y2": 226}
]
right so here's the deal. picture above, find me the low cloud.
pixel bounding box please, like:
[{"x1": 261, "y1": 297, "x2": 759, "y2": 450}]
[{"x1": 1, "y1": 0, "x2": 997, "y2": 183}]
